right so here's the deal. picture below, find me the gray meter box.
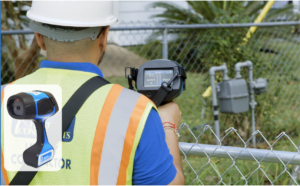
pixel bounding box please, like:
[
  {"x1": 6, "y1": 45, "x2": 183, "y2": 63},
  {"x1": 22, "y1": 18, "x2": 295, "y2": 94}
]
[{"x1": 217, "y1": 79, "x2": 249, "y2": 114}]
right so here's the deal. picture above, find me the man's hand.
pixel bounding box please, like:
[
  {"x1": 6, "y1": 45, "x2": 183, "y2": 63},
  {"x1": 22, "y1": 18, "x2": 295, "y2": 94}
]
[
  {"x1": 158, "y1": 102, "x2": 182, "y2": 128},
  {"x1": 158, "y1": 102, "x2": 184, "y2": 185}
]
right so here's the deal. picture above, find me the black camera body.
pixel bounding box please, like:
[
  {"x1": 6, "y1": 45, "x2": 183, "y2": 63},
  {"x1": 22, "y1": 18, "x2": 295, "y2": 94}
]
[
  {"x1": 7, "y1": 90, "x2": 58, "y2": 168},
  {"x1": 126, "y1": 59, "x2": 187, "y2": 106}
]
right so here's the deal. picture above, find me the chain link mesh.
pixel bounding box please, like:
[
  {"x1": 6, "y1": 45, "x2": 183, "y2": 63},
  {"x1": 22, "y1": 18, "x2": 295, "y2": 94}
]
[
  {"x1": 179, "y1": 124, "x2": 300, "y2": 185},
  {"x1": 2, "y1": 20, "x2": 300, "y2": 185}
]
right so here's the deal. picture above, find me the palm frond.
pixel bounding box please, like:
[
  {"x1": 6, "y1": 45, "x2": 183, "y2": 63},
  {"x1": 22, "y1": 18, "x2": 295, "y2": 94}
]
[
  {"x1": 187, "y1": 1, "x2": 215, "y2": 21},
  {"x1": 149, "y1": 1, "x2": 293, "y2": 25},
  {"x1": 212, "y1": 1, "x2": 225, "y2": 9},
  {"x1": 150, "y1": 2, "x2": 203, "y2": 23},
  {"x1": 243, "y1": 1, "x2": 264, "y2": 16},
  {"x1": 265, "y1": 4, "x2": 294, "y2": 21}
]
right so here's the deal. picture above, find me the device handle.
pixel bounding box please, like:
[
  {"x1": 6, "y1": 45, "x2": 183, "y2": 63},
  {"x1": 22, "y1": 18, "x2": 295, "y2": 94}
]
[
  {"x1": 125, "y1": 67, "x2": 138, "y2": 90},
  {"x1": 152, "y1": 82, "x2": 172, "y2": 106},
  {"x1": 23, "y1": 119, "x2": 48, "y2": 168},
  {"x1": 34, "y1": 119, "x2": 46, "y2": 147},
  {"x1": 152, "y1": 72, "x2": 180, "y2": 106}
]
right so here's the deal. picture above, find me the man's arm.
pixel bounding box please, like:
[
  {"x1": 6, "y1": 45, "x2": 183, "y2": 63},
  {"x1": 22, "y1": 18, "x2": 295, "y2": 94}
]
[
  {"x1": 132, "y1": 105, "x2": 184, "y2": 185},
  {"x1": 132, "y1": 102, "x2": 184, "y2": 185},
  {"x1": 165, "y1": 129, "x2": 185, "y2": 185},
  {"x1": 158, "y1": 102, "x2": 185, "y2": 185}
]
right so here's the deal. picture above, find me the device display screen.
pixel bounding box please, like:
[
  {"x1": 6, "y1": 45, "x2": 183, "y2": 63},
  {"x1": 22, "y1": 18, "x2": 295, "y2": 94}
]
[{"x1": 144, "y1": 69, "x2": 173, "y2": 87}]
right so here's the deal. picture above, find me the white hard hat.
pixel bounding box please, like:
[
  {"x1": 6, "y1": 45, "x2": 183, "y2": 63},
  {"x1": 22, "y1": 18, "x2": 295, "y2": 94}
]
[
  {"x1": 27, "y1": 1, "x2": 117, "y2": 27},
  {"x1": 26, "y1": 1, "x2": 117, "y2": 42}
]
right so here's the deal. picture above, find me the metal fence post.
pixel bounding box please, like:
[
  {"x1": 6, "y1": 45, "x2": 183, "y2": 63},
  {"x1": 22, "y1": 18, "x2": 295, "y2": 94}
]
[{"x1": 162, "y1": 28, "x2": 168, "y2": 59}]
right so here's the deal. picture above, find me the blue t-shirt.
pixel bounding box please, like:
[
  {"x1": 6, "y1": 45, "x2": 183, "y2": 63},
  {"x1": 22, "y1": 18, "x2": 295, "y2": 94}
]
[{"x1": 40, "y1": 61, "x2": 177, "y2": 185}]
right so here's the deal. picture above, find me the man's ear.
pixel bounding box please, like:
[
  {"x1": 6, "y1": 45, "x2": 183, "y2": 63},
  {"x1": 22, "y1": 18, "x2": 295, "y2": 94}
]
[
  {"x1": 34, "y1": 32, "x2": 46, "y2": 50},
  {"x1": 98, "y1": 26, "x2": 110, "y2": 51}
]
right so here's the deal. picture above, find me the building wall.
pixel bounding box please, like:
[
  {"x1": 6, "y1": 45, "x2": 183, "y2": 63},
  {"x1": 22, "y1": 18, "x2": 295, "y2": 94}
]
[
  {"x1": 118, "y1": 1, "x2": 189, "y2": 23},
  {"x1": 272, "y1": 1, "x2": 289, "y2": 9},
  {"x1": 108, "y1": 1, "x2": 188, "y2": 46},
  {"x1": 293, "y1": 0, "x2": 300, "y2": 14}
]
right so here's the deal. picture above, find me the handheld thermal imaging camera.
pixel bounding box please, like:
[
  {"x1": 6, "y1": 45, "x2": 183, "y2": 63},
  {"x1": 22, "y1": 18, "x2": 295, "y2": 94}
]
[
  {"x1": 7, "y1": 90, "x2": 58, "y2": 168},
  {"x1": 126, "y1": 59, "x2": 187, "y2": 106}
]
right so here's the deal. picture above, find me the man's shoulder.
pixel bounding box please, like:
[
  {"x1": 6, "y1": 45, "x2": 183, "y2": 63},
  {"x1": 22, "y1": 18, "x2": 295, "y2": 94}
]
[
  {"x1": 111, "y1": 84, "x2": 153, "y2": 102},
  {"x1": 2, "y1": 70, "x2": 43, "y2": 86}
]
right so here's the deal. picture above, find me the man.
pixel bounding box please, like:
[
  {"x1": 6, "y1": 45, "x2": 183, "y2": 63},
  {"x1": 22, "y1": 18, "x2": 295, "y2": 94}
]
[{"x1": 1, "y1": 1, "x2": 184, "y2": 185}]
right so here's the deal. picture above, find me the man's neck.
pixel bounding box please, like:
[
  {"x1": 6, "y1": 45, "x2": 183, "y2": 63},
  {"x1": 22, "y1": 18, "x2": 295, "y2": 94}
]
[{"x1": 47, "y1": 56, "x2": 98, "y2": 66}]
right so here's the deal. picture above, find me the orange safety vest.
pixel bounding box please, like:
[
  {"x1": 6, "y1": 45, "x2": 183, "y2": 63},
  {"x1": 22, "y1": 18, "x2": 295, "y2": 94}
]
[{"x1": 1, "y1": 68, "x2": 156, "y2": 185}]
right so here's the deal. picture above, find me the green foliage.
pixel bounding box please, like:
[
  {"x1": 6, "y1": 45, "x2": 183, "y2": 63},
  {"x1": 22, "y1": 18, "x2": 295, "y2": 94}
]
[
  {"x1": 143, "y1": 0, "x2": 294, "y2": 78},
  {"x1": 144, "y1": 1, "x2": 294, "y2": 76},
  {"x1": 149, "y1": 1, "x2": 293, "y2": 24},
  {"x1": 168, "y1": 28, "x2": 259, "y2": 77},
  {"x1": 129, "y1": 23, "x2": 263, "y2": 79}
]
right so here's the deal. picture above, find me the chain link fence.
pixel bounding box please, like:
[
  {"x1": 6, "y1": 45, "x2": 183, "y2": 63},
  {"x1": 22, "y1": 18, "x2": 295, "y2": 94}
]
[
  {"x1": 2, "y1": 20, "x2": 300, "y2": 185},
  {"x1": 179, "y1": 124, "x2": 300, "y2": 185}
]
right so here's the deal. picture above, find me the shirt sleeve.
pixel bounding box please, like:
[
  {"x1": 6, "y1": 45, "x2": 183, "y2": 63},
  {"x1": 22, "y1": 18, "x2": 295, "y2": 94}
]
[{"x1": 132, "y1": 109, "x2": 177, "y2": 185}]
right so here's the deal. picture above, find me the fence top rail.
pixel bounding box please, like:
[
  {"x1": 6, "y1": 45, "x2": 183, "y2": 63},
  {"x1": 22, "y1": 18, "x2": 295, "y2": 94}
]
[
  {"x1": 179, "y1": 142, "x2": 300, "y2": 165},
  {"x1": 2, "y1": 21, "x2": 300, "y2": 35}
]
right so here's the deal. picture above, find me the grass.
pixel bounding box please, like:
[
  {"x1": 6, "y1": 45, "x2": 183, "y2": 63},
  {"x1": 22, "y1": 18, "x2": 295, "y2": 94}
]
[{"x1": 181, "y1": 155, "x2": 297, "y2": 185}]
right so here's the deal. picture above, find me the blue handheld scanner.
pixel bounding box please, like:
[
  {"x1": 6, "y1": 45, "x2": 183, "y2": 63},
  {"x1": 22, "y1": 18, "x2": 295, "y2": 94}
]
[{"x1": 7, "y1": 91, "x2": 59, "y2": 168}]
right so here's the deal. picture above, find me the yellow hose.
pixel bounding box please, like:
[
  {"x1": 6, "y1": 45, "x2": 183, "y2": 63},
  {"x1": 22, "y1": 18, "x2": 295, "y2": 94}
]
[{"x1": 202, "y1": 86, "x2": 212, "y2": 98}]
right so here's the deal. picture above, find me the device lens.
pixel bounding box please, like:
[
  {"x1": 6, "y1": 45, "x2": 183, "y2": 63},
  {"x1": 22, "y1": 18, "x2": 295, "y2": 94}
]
[{"x1": 12, "y1": 100, "x2": 23, "y2": 116}]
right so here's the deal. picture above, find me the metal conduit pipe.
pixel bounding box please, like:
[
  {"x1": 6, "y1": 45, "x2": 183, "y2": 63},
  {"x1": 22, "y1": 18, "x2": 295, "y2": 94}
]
[
  {"x1": 235, "y1": 60, "x2": 253, "y2": 80},
  {"x1": 235, "y1": 61, "x2": 257, "y2": 147},
  {"x1": 179, "y1": 142, "x2": 300, "y2": 165},
  {"x1": 209, "y1": 63, "x2": 229, "y2": 144}
]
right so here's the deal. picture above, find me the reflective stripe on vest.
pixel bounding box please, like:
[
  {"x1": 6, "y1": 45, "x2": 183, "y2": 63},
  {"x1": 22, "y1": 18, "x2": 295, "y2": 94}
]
[
  {"x1": 1, "y1": 82, "x2": 15, "y2": 185},
  {"x1": 90, "y1": 86, "x2": 154, "y2": 185},
  {"x1": 1, "y1": 150, "x2": 8, "y2": 185},
  {"x1": 1, "y1": 69, "x2": 155, "y2": 185}
]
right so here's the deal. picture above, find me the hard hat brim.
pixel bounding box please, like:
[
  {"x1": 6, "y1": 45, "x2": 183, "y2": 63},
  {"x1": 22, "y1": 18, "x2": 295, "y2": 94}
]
[{"x1": 27, "y1": 10, "x2": 117, "y2": 27}]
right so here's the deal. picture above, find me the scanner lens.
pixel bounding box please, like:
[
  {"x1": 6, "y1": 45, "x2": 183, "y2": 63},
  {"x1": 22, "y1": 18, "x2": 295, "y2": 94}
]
[{"x1": 12, "y1": 99, "x2": 23, "y2": 116}]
